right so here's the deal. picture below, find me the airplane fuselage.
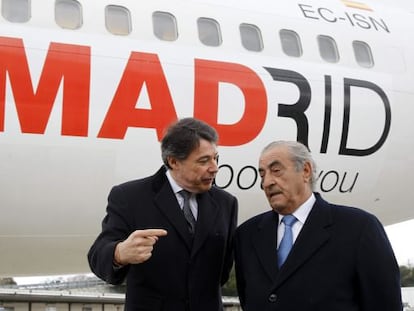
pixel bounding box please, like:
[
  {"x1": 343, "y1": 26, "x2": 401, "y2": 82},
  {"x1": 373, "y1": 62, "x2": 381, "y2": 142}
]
[{"x1": 1, "y1": 0, "x2": 413, "y2": 276}]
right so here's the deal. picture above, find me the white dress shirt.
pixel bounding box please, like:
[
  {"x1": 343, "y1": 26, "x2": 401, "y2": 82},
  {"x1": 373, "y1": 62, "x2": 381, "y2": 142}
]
[
  {"x1": 166, "y1": 169, "x2": 198, "y2": 220},
  {"x1": 277, "y1": 193, "x2": 315, "y2": 248}
]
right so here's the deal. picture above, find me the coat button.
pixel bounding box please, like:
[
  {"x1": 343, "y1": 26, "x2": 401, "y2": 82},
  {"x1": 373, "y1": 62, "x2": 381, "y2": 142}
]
[{"x1": 268, "y1": 293, "x2": 277, "y2": 303}]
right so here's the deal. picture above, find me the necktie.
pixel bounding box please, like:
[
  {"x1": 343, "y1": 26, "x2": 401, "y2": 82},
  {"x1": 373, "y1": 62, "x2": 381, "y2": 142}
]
[
  {"x1": 277, "y1": 215, "x2": 297, "y2": 268},
  {"x1": 179, "y1": 190, "x2": 196, "y2": 234}
]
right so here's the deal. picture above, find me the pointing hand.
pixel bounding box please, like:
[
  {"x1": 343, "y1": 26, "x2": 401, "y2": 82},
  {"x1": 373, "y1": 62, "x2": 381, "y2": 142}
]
[{"x1": 114, "y1": 229, "x2": 168, "y2": 265}]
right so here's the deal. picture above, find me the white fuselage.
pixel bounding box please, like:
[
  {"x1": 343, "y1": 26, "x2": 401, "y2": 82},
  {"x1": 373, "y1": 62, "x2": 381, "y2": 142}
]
[{"x1": 1, "y1": 0, "x2": 413, "y2": 276}]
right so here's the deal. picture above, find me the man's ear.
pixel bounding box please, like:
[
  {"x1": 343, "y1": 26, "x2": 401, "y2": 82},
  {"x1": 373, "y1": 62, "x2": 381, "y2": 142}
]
[
  {"x1": 167, "y1": 156, "x2": 178, "y2": 169},
  {"x1": 303, "y1": 161, "x2": 312, "y2": 183}
]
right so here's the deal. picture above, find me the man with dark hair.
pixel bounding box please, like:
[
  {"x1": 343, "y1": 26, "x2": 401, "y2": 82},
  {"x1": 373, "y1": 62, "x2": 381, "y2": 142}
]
[
  {"x1": 235, "y1": 140, "x2": 402, "y2": 311},
  {"x1": 88, "y1": 117, "x2": 238, "y2": 311}
]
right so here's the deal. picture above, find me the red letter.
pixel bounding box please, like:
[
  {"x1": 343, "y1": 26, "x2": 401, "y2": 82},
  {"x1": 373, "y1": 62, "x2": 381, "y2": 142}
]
[
  {"x1": 0, "y1": 37, "x2": 90, "y2": 135},
  {"x1": 98, "y1": 52, "x2": 177, "y2": 140},
  {"x1": 194, "y1": 59, "x2": 267, "y2": 146}
]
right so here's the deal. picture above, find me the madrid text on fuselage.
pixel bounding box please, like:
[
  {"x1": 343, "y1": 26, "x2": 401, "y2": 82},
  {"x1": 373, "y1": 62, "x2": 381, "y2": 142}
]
[{"x1": 0, "y1": 36, "x2": 390, "y2": 195}]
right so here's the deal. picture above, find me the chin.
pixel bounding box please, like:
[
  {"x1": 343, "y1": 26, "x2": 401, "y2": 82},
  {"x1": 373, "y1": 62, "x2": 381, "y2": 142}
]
[
  {"x1": 203, "y1": 183, "x2": 213, "y2": 190},
  {"x1": 269, "y1": 199, "x2": 283, "y2": 210},
  {"x1": 196, "y1": 184, "x2": 212, "y2": 193}
]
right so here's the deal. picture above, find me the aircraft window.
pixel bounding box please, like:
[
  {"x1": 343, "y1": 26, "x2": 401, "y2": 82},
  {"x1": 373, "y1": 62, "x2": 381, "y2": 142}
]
[
  {"x1": 240, "y1": 23, "x2": 263, "y2": 52},
  {"x1": 197, "y1": 17, "x2": 222, "y2": 47},
  {"x1": 279, "y1": 29, "x2": 302, "y2": 57},
  {"x1": 105, "y1": 5, "x2": 131, "y2": 35},
  {"x1": 55, "y1": 0, "x2": 82, "y2": 30},
  {"x1": 353, "y1": 40, "x2": 374, "y2": 68},
  {"x1": 153, "y1": 11, "x2": 178, "y2": 41},
  {"x1": 1, "y1": 0, "x2": 30, "y2": 23},
  {"x1": 317, "y1": 35, "x2": 339, "y2": 63}
]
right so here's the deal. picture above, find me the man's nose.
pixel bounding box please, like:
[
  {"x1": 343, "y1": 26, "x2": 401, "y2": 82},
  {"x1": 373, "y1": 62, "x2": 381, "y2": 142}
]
[
  {"x1": 261, "y1": 173, "x2": 274, "y2": 189},
  {"x1": 209, "y1": 159, "x2": 218, "y2": 172}
]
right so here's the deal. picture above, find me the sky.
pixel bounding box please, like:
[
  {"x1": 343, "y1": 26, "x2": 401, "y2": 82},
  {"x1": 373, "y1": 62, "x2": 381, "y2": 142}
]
[
  {"x1": 13, "y1": 219, "x2": 414, "y2": 285},
  {"x1": 385, "y1": 218, "x2": 414, "y2": 266}
]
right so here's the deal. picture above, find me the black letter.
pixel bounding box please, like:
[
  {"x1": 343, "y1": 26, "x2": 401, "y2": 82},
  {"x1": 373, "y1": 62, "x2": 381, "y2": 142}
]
[
  {"x1": 298, "y1": 4, "x2": 319, "y2": 20},
  {"x1": 320, "y1": 75, "x2": 332, "y2": 153},
  {"x1": 318, "y1": 8, "x2": 337, "y2": 22},
  {"x1": 370, "y1": 17, "x2": 390, "y2": 33},
  {"x1": 353, "y1": 13, "x2": 371, "y2": 29},
  {"x1": 264, "y1": 67, "x2": 311, "y2": 147},
  {"x1": 340, "y1": 78, "x2": 391, "y2": 156},
  {"x1": 214, "y1": 164, "x2": 234, "y2": 189}
]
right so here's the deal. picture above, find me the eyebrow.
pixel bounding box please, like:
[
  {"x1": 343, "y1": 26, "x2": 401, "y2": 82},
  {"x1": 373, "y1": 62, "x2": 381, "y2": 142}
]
[
  {"x1": 258, "y1": 160, "x2": 282, "y2": 173},
  {"x1": 197, "y1": 152, "x2": 218, "y2": 161}
]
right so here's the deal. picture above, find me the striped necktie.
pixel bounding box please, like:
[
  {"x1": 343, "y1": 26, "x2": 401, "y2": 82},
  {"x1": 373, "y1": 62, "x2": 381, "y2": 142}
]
[{"x1": 179, "y1": 190, "x2": 196, "y2": 234}]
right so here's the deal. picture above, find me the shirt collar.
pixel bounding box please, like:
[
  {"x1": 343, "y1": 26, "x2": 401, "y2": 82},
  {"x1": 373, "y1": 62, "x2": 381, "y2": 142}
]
[
  {"x1": 165, "y1": 169, "x2": 183, "y2": 194},
  {"x1": 279, "y1": 193, "x2": 316, "y2": 225}
]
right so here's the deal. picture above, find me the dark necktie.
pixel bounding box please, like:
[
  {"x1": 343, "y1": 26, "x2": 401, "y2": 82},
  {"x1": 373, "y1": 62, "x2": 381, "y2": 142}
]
[
  {"x1": 179, "y1": 190, "x2": 196, "y2": 234},
  {"x1": 277, "y1": 215, "x2": 297, "y2": 268}
]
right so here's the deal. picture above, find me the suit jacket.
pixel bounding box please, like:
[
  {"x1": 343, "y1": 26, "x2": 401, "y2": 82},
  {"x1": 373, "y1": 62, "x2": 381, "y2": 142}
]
[
  {"x1": 235, "y1": 193, "x2": 402, "y2": 311},
  {"x1": 88, "y1": 166, "x2": 238, "y2": 311}
]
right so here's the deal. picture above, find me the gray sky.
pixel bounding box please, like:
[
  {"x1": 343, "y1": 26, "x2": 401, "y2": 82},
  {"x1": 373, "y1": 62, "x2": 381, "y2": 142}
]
[{"x1": 385, "y1": 219, "x2": 414, "y2": 266}]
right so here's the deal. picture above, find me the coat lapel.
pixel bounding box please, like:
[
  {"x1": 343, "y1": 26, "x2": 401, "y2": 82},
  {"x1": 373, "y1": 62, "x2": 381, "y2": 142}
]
[
  {"x1": 191, "y1": 191, "x2": 219, "y2": 257},
  {"x1": 152, "y1": 168, "x2": 193, "y2": 250},
  {"x1": 273, "y1": 195, "x2": 333, "y2": 288},
  {"x1": 252, "y1": 211, "x2": 279, "y2": 283}
]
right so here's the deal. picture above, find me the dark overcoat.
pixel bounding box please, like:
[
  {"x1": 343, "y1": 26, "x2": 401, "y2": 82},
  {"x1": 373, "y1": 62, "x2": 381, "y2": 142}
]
[{"x1": 88, "y1": 166, "x2": 238, "y2": 311}]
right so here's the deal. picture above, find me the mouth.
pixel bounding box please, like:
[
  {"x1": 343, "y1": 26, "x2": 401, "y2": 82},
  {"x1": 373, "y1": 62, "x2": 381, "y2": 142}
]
[
  {"x1": 202, "y1": 177, "x2": 215, "y2": 184},
  {"x1": 267, "y1": 190, "x2": 282, "y2": 200}
]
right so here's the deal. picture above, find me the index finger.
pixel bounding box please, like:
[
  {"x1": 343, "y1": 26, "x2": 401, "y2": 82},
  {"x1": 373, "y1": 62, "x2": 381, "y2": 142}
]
[{"x1": 135, "y1": 228, "x2": 168, "y2": 237}]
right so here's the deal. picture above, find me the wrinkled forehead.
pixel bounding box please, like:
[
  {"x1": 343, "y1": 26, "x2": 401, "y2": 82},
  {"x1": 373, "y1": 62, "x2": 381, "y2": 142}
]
[{"x1": 259, "y1": 145, "x2": 291, "y2": 168}]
